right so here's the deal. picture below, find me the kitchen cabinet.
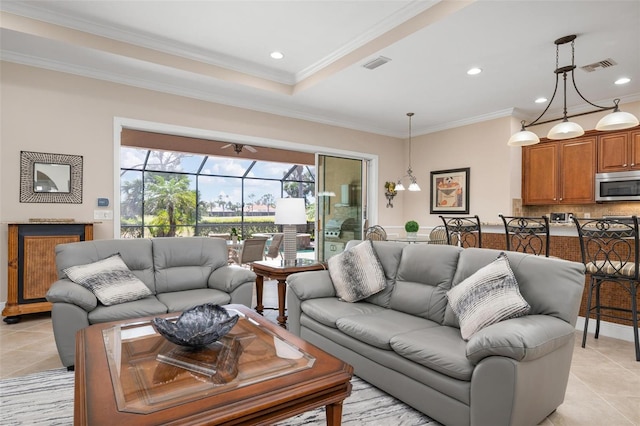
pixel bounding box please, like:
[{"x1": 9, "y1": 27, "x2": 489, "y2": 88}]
[
  {"x1": 597, "y1": 129, "x2": 640, "y2": 172},
  {"x1": 2, "y1": 222, "x2": 93, "y2": 323},
  {"x1": 523, "y1": 137, "x2": 596, "y2": 205}
]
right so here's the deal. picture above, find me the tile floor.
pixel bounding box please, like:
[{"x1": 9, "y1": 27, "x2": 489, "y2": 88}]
[{"x1": 1, "y1": 282, "x2": 638, "y2": 425}]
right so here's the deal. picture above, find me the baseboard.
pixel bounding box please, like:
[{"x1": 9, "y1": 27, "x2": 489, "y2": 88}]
[{"x1": 576, "y1": 316, "x2": 636, "y2": 342}]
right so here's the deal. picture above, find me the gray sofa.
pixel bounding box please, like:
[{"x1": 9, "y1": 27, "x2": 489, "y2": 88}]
[
  {"x1": 287, "y1": 241, "x2": 585, "y2": 426},
  {"x1": 46, "y1": 237, "x2": 256, "y2": 368}
]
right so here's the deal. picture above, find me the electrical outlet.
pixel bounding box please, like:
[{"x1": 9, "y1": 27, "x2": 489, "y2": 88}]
[
  {"x1": 583, "y1": 213, "x2": 590, "y2": 218},
  {"x1": 94, "y1": 210, "x2": 113, "y2": 220}
]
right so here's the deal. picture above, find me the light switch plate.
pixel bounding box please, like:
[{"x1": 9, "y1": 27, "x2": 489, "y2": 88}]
[{"x1": 94, "y1": 210, "x2": 113, "y2": 220}]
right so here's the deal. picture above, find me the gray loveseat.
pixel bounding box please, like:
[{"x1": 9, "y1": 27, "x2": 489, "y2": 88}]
[
  {"x1": 287, "y1": 241, "x2": 585, "y2": 426},
  {"x1": 46, "y1": 237, "x2": 256, "y2": 368}
]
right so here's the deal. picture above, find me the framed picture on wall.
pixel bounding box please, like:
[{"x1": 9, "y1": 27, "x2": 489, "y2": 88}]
[{"x1": 430, "y1": 167, "x2": 470, "y2": 214}]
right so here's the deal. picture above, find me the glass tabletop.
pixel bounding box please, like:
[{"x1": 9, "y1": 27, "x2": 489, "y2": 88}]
[{"x1": 101, "y1": 308, "x2": 315, "y2": 414}]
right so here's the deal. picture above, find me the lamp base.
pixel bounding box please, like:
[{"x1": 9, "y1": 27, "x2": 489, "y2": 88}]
[{"x1": 283, "y1": 225, "x2": 297, "y2": 266}]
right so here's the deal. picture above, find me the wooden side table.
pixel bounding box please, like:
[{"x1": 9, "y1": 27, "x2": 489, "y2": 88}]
[{"x1": 252, "y1": 259, "x2": 326, "y2": 327}]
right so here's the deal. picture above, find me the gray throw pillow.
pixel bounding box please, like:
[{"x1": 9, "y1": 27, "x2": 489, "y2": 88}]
[
  {"x1": 446, "y1": 252, "x2": 530, "y2": 340},
  {"x1": 328, "y1": 240, "x2": 386, "y2": 303},
  {"x1": 63, "y1": 253, "x2": 152, "y2": 306}
]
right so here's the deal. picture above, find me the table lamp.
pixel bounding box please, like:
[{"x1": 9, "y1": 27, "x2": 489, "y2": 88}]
[{"x1": 275, "y1": 198, "x2": 307, "y2": 266}]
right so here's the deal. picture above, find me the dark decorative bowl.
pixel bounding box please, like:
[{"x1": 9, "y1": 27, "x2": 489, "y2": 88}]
[{"x1": 152, "y1": 304, "x2": 239, "y2": 348}]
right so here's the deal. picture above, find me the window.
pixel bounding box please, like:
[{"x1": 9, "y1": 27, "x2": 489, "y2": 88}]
[{"x1": 120, "y1": 147, "x2": 315, "y2": 239}]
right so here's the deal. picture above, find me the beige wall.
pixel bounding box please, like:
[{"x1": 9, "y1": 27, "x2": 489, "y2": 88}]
[
  {"x1": 0, "y1": 62, "x2": 404, "y2": 303},
  {"x1": 1, "y1": 61, "x2": 638, "y2": 305},
  {"x1": 398, "y1": 116, "x2": 515, "y2": 228}
]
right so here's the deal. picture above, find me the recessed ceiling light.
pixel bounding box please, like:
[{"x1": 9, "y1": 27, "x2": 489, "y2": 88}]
[
  {"x1": 270, "y1": 51, "x2": 284, "y2": 60},
  {"x1": 535, "y1": 97, "x2": 548, "y2": 104},
  {"x1": 615, "y1": 77, "x2": 631, "y2": 85},
  {"x1": 467, "y1": 67, "x2": 482, "y2": 75}
]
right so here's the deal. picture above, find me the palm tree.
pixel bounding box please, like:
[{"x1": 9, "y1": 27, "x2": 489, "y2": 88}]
[{"x1": 145, "y1": 173, "x2": 196, "y2": 237}]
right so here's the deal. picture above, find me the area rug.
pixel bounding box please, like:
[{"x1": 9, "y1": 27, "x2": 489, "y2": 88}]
[{"x1": 1, "y1": 369, "x2": 440, "y2": 425}]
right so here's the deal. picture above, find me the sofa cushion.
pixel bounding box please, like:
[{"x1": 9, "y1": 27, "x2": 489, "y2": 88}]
[
  {"x1": 390, "y1": 326, "x2": 474, "y2": 381},
  {"x1": 87, "y1": 296, "x2": 167, "y2": 324},
  {"x1": 328, "y1": 240, "x2": 387, "y2": 302},
  {"x1": 156, "y1": 288, "x2": 232, "y2": 313},
  {"x1": 446, "y1": 252, "x2": 530, "y2": 340},
  {"x1": 63, "y1": 254, "x2": 152, "y2": 306},
  {"x1": 300, "y1": 298, "x2": 385, "y2": 329},
  {"x1": 153, "y1": 237, "x2": 226, "y2": 293},
  {"x1": 336, "y1": 310, "x2": 439, "y2": 350}
]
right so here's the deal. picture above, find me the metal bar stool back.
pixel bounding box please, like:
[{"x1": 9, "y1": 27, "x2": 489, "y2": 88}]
[
  {"x1": 439, "y1": 215, "x2": 482, "y2": 248},
  {"x1": 573, "y1": 216, "x2": 639, "y2": 361},
  {"x1": 499, "y1": 215, "x2": 550, "y2": 256}
]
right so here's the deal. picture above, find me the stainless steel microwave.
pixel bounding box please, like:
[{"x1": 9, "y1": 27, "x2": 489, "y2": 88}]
[{"x1": 595, "y1": 171, "x2": 640, "y2": 202}]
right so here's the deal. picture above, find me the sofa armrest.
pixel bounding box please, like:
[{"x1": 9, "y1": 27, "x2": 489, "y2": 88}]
[
  {"x1": 287, "y1": 270, "x2": 336, "y2": 300},
  {"x1": 466, "y1": 315, "x2": 575, "y2": 364},
  {"x1": 208, "y1": 266, "x2": 256, "y2": 293},
  {"x1": 46, "y1": 279, "x2": 98, "y2": 312}
]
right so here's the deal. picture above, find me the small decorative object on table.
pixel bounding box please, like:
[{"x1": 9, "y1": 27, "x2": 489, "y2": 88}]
[
  {"x1": 230, "y1": 227, "x2": 239, "y2": 243},
  {"x1": 405, "y1": 220, "x2": 419, "y2": 239},
  {"x1": 384, "y1": 181, "x2": 397, "y2": 208},
  {"x1": 152, "y1": 303, "x2": 239, "y2": 348}
]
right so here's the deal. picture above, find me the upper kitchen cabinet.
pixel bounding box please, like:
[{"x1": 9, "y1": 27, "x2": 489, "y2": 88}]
[
  {"x1": 523, "y1": 137, "x2": 596, "y2": 205},
  {"x1": 597, "y1": 129, "x2": 640, "y2": 173}
]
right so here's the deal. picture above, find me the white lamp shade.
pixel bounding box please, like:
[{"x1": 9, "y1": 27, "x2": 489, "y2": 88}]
[
  {"x1": 274, "y1": 198, "x2": 307, "y2": 225},
  {"x1": 547, "y1": 121, "x2": 584, "y2": 140},
  {"x1": 508, "y1": 130, "x2": 540, "y2": 146},
  {"x1": 408, "y1": 182, "x2": 421, "y2": 191},
  {"x1": 595, "y1": 111, "x2": 640, "y2": 131},
  {"x1": 395, "y1": 182, "x2": 405, "y2": 191}
]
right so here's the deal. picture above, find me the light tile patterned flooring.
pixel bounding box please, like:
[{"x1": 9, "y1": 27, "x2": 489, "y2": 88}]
[{"x1": 1, "y1": 282, "x2": 638, "y2": 425}]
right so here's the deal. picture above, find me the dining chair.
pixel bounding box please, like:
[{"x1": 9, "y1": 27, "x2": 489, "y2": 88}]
[
  {"x1": 439, "y1": 215, "x2": 482, "y2": 248},
  {"x1": 236, "y1": 237, "x2": 268, "y2": 267},
  {"x1": 265, "y1": 233, "x2": 284, "y2": 260},
  {"x1": 573, "y1": 216, "x2": 639, "y2": 361},
  {"x1": 428, "y1": 225, "x2": 448, "y2": 245},
  {"x1": 499, "y1": 215, "x2": 550, "y2": 256},
  {"x1": 364, "y1": 225, "x2": 387, "y2": 241}
]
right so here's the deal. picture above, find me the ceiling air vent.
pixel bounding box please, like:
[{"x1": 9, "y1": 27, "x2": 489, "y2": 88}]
[
  {"x1": 580, "y1": 58, "x2": 617, "y2": 73},
  {"x1": 362, "y1": 56, "x2": 391, "y2": 70}
]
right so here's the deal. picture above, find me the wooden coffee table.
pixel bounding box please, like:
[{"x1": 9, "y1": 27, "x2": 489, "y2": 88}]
[
  {"x1": 75, "y1": 304, "x2": 353, "y2": 425},
  {"x1": 252, "y1": 259, "x2": 327, "y2": 327}
]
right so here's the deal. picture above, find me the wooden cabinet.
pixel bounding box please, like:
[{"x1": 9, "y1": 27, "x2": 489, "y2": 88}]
[
  {"x1": 597, "y1": 129, "x2": 640, "y2": 172},
  {"x1": 597, "y1": 130, "x2": 640, "y2": 172},
  {"x1": 523, "y1": 137, "x2": 596, "y2": 205},
  {"x1": 2, "y1": 222, "x2": 93, "y2": 323}
]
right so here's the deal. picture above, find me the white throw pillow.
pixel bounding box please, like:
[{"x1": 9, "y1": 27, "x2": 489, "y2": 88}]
[
  {"x1": 328, "y1": 240, "x2": 386, "y2": 303},
  {"x1": 63, "y1": 253, "x2": 152, "y2": 306},
  {"x1": 446, "y1": 252, "x2": 530, "y2": 340}
]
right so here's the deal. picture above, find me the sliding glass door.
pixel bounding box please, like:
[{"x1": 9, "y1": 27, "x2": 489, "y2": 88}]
[{"x1": 316, "y1": 155, "x2": 367, "y2": 261}]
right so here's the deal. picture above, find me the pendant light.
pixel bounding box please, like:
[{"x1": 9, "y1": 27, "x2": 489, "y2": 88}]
[
  {"x1": 508, "y1": 35, "x2": 639, "y2": 146},
  {"x1": 395, "y1": 112, "x2": 420, "y2": 192}
]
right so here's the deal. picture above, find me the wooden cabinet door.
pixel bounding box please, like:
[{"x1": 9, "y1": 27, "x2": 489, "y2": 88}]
[
  {"x1": 523, "y1": 142, "x2": 558, "y2": 205},
  {"x1": 597, "y1": 133, "x2": 629, "y2": 172},
  {"x1": 559, "y1": 137, "x2": 596, "y2": 204},
  {"x1": 631, "y1": 130, "x2": 640, "y2": 171}
]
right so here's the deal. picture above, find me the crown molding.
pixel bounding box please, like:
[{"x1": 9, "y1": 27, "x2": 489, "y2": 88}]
[
  {"x1": 1, "y1": 50, "x2": 399, "y2": 138},
  {"x1": 295, "y1": 0, "x2": 436, "y2": 82},
  {"x1": 0, "y1": 2, "x2": 295, "y2": 85}
]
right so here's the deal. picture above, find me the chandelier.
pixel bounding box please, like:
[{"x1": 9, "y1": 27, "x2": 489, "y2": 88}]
[
  {"x1": 396, "y1": 112, "x2": 421, "y2": 191},
  {"x1": 508, "y1": 34, "x2": 639, "y2": 146}
]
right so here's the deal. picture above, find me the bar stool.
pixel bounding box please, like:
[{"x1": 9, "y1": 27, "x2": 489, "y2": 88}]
[
  {"x1": 573, "y1": 216, "x2": 639, "y2": 361},
  {"x1": 499, "y1": 215, "x2": 550, "y2": 256},
  {"x1": 439, "y1": 215, "x2": 482, "y2": 248}
]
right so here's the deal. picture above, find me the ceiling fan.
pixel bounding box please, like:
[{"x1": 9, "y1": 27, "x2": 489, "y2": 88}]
[{"x1": 221, "y1": 143, "x2": 257, "y2": 154}]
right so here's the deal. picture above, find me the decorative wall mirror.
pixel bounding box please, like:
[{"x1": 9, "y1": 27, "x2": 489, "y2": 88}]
[{"x1": 20, "y1": 151, "x2": 83, "y2": 203}]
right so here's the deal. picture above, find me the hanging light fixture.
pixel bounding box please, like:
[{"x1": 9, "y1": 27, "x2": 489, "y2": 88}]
[
  {"x1": 508, "y1": 35, "x2": 639, "y2": 146},
  {"x1": 395, "y1": 112, "x2": 421, "y2": 192}
]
